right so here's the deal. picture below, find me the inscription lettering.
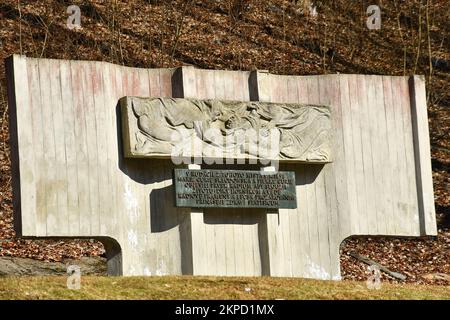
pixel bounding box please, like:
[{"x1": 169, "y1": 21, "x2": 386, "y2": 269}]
[{"x1": 174, "y1": 169, "x2": 297, "y2": 209}]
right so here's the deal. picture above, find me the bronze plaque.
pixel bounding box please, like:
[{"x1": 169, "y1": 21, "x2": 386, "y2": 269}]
[{"x1": 174, "y1": 169, "x2": 297, "y2": 209}]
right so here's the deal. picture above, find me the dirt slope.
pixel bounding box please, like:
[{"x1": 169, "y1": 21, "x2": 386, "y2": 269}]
[{"x1": 0, "y1": 0, "x2": 448, "y2": 284}]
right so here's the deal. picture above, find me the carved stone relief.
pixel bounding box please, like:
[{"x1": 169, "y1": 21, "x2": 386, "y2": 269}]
[{"x1": 121, "y1": 97, "x2": 332, "y2": 163}]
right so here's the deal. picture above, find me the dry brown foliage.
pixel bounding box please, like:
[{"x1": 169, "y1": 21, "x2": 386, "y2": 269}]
[{"x1": 0, "y1": 0, "x2": 448, "y2": 284}]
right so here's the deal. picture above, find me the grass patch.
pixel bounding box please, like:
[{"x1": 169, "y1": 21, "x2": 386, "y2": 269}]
[{"x1": 0, "y1": 276, "x2": 448, "y2": 300}]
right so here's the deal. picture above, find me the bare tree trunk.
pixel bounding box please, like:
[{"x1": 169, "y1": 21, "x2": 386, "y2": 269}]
[
  {"x1": 18, "y1": 0, "x2": 22, "y2": 55},
  {"x1": 170, "y1": 0, "x2": 194, "y2": 62},
  {"x1": 394, "y1": 0, "x2": 407, "y2": 75},
  {"x1": 425, "y1": 0, "x2": 433, "y2": 96},
  {"x1": 414, "y1": 0, "x2": 423, "y2": 74}
]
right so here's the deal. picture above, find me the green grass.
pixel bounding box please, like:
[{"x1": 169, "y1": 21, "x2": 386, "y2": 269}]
[{"x1": 0, "y1": 276, "x2": 448, "y2": 300}]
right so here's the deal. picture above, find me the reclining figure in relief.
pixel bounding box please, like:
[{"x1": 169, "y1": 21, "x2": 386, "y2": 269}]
[{"x1": 123, "y1": 97, "x2": 332, "y2": 163}]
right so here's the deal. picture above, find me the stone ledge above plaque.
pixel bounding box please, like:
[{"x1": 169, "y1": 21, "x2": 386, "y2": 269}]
[
  {"x1": 120, "y1": 97, "x2": 332, "y2": 163},
  {"x1": 174, "y1": 169, "x2": 297, "y2": 209}
]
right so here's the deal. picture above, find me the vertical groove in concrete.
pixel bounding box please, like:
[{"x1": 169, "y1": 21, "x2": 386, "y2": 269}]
[{"x1": 408, "y1": 76, "x2": 437, "y2": 236}]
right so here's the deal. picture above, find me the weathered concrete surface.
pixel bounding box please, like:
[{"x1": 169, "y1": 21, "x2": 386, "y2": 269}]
[
  {"x1": 0, "y1": 256, "x2": 107, "y2": 276},
  {"x1": 5, "y1": 55, "x2": 437, "y2": 280}
]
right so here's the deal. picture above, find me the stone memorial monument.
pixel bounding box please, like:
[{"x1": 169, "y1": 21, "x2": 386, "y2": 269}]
[{"x1": 6, "y1": 55, "x2": 437, "y2": 279}]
